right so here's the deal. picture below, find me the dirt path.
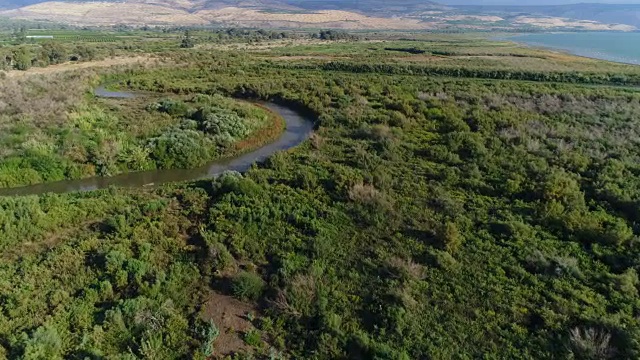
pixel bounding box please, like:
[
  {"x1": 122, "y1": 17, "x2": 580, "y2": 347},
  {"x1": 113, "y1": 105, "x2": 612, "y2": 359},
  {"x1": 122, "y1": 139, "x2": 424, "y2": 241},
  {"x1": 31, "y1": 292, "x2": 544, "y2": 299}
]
[{"x1": 3, "y1": 56, "x2": 155, "y2": 78}]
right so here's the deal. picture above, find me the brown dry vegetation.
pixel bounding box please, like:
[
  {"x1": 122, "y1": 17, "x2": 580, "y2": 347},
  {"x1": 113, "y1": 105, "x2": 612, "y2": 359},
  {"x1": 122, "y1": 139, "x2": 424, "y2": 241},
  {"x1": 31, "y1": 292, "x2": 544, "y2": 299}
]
[
  {"x1": 226, "y1": 102, "x2": 286, "y2": 157},
  {"x1": 0, "y1": 72, "x2": 91, "y2": 129},
  {"x1": 198, "y1": 7, "x2": 434, "y2": 30},
  {"x1": 4, "y1": 56, "x2": 156, "y2": 79},
  {"x1": 0, "y1": 56, "x2": 159, "y2": 135}
]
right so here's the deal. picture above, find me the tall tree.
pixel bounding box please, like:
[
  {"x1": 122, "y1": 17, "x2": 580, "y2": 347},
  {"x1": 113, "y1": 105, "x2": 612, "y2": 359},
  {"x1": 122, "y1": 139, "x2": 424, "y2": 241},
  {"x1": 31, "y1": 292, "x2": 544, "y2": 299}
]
[
  {"x1": 12, "y1": 46, "x2": 31, "y2": 70},
  {"x1": 180, "y1": 30, "x2": 194, "y2": 48}
]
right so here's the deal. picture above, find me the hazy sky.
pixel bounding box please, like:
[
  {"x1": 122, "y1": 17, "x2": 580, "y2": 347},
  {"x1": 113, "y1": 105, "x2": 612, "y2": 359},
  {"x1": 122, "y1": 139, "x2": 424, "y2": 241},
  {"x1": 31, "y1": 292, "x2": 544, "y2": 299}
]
[{"x1": 440, "y1": 0, "x2": 640, "y2": 4}]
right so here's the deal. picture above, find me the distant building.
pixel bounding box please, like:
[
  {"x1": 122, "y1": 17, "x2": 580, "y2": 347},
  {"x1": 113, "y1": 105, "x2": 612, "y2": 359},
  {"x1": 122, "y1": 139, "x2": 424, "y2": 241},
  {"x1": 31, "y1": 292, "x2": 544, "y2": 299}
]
[{"x1": 25, "y1": 36, "x2": 54, "y2": 39}]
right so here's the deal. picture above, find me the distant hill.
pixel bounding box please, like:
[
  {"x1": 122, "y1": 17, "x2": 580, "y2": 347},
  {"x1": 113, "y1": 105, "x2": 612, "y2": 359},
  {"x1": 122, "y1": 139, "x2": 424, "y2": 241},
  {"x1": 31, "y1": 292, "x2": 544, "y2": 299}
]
[
  {"x1": 0, "y1": 0, "x2": 446, "y2": 12},
  {"x1": 0, "y1": 0, "x2": 637, "y2": 31},
  {"x1": 284, "y1": 0, "x2": 448, "y2": 14},
  {"x1": 456, "y1": 3, "x2": 640, "y2": 29}
]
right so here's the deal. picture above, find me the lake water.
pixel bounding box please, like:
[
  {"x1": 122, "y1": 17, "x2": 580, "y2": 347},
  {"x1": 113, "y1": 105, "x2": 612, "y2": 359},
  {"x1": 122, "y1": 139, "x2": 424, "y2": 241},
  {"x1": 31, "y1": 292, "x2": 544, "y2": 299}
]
[{"x1": 508, "y1": 32, "x2": 640, "y2": 65}]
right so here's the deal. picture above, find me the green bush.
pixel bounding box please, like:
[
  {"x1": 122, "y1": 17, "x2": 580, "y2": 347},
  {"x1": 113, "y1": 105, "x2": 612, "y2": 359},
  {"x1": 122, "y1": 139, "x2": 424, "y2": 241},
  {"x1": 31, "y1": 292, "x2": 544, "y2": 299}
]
[
  {"x1": 148, "y1": 128, "x2": 213, "y2": 169},
  {"x1": 243, "y1": 329, "x2": 261, "y2": 347},
  {"x1": 231, "y1": 271, "x2": 265, "y2": 301},
  {"x1": 209, "y1": 241, "x2": 235, "y2": 272},
  {"x1": 200, "y1": 320, "x2": 220, "y2": 357},
  {"x1": 21, "y1": 325, "x2": 64, "y2": 360},
  {"x1": 193, "y1": 106, "x2": 250, "y2": 140},
  {"x1": 148, "y1": 99, "x2": 190, "y2": 117}
]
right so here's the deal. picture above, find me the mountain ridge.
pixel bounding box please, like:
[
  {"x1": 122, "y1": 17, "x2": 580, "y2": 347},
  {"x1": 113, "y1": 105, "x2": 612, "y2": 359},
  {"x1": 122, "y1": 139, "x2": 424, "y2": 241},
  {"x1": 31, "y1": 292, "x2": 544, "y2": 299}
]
[{"x1": 1, "y1": 0, "x2": 638, "y2": 30}]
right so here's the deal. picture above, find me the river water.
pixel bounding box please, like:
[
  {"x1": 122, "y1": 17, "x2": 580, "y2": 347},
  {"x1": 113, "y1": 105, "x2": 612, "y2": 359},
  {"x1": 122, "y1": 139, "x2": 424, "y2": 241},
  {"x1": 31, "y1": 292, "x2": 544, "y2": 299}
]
[{"x1": 0, "y1": 88, "x2": 314, "y2": 196}]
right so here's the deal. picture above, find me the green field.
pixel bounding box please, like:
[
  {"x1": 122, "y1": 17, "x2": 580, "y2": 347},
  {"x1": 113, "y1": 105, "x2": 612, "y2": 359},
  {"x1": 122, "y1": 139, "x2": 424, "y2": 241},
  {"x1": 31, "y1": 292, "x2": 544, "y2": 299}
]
[{"x1": 0, "y1": 29, "x2": 640, "y2": 359}]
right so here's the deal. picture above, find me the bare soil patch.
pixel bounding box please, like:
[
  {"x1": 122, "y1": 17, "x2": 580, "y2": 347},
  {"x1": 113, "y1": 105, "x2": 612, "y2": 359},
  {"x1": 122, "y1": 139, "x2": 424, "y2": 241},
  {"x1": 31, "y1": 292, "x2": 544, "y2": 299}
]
[{"x1": 202, "y1": 291, "x2": 258, "y2": 356}]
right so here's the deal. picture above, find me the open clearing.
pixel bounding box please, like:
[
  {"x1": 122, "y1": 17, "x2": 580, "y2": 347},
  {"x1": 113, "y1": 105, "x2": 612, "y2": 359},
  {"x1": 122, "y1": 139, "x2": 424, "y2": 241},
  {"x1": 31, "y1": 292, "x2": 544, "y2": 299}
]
[{"x1": 202, "y1": 292, "x2": 257, "y2": 356}]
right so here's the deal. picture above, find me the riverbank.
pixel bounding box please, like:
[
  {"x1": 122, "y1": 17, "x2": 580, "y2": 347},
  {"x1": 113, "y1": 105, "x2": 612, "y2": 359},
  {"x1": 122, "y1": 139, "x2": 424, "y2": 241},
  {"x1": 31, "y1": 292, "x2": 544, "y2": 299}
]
[
  {"x1": 219, "y1": 101, "x2": 286, "y2": 161},
  {"x1": 0, "y1": 102, "x2": 312, "y2": 196}
]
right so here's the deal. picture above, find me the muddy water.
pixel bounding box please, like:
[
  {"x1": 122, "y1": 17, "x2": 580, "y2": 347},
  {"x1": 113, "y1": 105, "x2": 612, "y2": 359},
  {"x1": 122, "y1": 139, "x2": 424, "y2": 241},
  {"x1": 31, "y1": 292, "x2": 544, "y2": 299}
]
[{"x1": 0, "y1": 88, "x2": 314, "y2": 196}]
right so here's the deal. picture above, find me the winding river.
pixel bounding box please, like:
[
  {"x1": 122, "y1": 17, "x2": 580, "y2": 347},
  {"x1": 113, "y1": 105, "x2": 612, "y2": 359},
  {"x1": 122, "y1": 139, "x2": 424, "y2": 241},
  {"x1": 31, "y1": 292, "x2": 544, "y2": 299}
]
[{"x1": 0, "y1": 87, "x2": 314, "y2": 197}]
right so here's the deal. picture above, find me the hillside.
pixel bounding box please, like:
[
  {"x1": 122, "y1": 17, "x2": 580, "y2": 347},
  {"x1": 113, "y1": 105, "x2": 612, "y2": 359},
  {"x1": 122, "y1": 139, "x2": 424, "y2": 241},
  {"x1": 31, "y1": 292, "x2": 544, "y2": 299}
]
[
  {"x1": 0, "y1": 0, "x2": 638, "y2": 31},
  {"x1": 1, "y1": 0, "x2": 444, "y2": 12},
  {"x1": 284, "y1": 0, "x2": 449, "y2": 14}
]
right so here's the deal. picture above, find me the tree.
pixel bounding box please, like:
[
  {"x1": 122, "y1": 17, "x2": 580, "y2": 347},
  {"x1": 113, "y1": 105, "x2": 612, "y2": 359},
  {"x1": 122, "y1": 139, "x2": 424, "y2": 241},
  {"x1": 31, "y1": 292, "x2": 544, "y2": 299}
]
[
  {"x1": 231, "y1": 271, "x2": 265, "y2": 301},
  {"x1": 439, "y1": 221, "x2": 464, "y2": 254},
  {"x1": 569, "y1": 327, "x2": 614, "y2": 359},
  {"x1": 180, "y1": 30, "x2": 194, "y2": 48},
  {"x1": 12, "y1": 46, "x2": 31, "y2": 71},
  {"x1": 40, "y1": 42, "x2": 67, "y2": 65},
  {"x1": 74, "y1": 45, "x2": 96, "y2": 61},
  {"x1": 13, "y1": 26, "x2": 27, "y2": 44},
  {"x1": 21, "y1": 325, "x2": 64, "y2": 360}
]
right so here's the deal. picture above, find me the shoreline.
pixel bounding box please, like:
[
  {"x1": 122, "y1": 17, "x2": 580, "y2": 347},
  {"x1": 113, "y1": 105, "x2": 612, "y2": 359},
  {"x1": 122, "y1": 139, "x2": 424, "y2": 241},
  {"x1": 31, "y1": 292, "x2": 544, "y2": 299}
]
[{"x1": 498, "y1": 33, "x2": 640, "y2": 66}]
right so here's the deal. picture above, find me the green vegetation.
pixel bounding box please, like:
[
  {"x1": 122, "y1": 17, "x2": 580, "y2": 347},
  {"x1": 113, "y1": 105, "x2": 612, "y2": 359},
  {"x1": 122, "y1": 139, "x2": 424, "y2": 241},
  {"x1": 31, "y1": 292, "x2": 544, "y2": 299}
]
[
  {"x1": 180, "y1": 30, "x2": 195, "y2": 49},
  {"x1": 0, "y1": 75, "x2": 280, "y2": 187},
  {"x1": 232, "y1": 272, "x2": 266, "y2": 302},
  {"x1": 201, "y1": 320, "x2": 220, "y2": 357},
  {"x1": 144, "y1": 94, "x2": 272, "y2": 170},
  {"x1": 1, "y1": 30, "x2": 640, "y2": 359}
]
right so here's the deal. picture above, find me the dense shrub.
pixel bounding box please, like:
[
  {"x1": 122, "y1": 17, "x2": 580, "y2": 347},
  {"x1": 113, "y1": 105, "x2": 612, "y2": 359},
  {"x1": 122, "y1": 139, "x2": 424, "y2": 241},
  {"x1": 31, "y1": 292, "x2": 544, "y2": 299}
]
[
  {"x1": 193, "y1": 106, "x2": 250, "y2": 139},
  {"x1": 148, "y1": 128, "x2": 213, "y2": 169},
  {"x1": 231, "y1": 272, "x2": 265, "y2": 301},
  {"x1": 147, "y1": 99, "x2": 190, "y2": 117}
]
